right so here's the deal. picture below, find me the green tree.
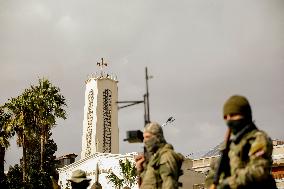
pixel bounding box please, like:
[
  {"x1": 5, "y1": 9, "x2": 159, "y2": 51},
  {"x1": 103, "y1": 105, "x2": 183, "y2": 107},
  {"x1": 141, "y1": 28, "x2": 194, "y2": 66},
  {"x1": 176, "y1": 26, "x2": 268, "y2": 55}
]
[
  {"x1": 4, "y1": 91, "x2": 34, "y2": 183},
  {"x1": 6, "y1": 164, "x2": 24, "y2": 189},
  {"x1": 119, "y1": 158, "x2": 137, "y2": 188},
  {"x1": 106, "y1": 172, "x2": 123, "y2": 189},
  {"x1": 0, "y1": 107, "x2": 13, "y2": 187},
  {"x1": 4, "y1": 78, "x2": 67, "y2": 187},
  {"x1": 107, "y1": 158, "x2": 137, "y2": 189},
  {"x1": 29, "y1": 78, "x2": 66, "y2": 171},
  {"x1": 25, "y1": 132, "x2": 58, "y2": 189},
  {"x1": 6, "y1": 133, "x2": 58, "y2": 189}
]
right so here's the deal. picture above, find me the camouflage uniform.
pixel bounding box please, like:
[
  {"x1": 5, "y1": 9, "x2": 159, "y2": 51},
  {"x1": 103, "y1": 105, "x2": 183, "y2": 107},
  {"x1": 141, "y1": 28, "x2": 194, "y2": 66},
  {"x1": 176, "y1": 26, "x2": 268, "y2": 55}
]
[
  {"x1": 137, "y1": 122, "x2": 184, "y2": 189},
  {"x1": 205, "y1": 95, "x2": 276, "y2": 189},
  {"x1": 139, "y1": 143, "x2": 183, "y2": 189},
  {"x1": 206, "y1": 124, "x2": 276, "y2": 189}
]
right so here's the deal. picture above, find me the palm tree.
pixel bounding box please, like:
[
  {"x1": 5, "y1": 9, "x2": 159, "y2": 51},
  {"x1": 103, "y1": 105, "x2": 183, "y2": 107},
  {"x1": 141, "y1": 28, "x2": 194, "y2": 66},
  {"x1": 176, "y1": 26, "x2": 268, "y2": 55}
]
[
  {"x1": 0, "y1": 107, "x2": 12, "y2": 186},
  {"x1": 30, "y1": 78, "x2": 66, "y2": 171},
  {"x1": 4, "y1": 78, "x2": 67, "y2": 183},
  {"x1": 5, "y1": 95, "x2": 25, "y2": 182},
  {"x1": 4, "y1": 91, "x2": 35, "y2": 183}
]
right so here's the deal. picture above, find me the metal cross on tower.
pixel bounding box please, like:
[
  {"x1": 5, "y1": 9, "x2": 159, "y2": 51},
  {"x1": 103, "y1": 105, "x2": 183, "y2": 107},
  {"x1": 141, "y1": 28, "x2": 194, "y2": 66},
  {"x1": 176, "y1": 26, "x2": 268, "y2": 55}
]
[{"x1": 97, "y1": 58, "x2": 108, "y2": 70}]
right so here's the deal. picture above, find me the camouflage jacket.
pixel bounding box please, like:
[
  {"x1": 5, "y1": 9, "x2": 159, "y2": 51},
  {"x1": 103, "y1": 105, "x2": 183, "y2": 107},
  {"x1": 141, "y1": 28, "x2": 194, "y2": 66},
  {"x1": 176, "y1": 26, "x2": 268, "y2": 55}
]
[
  {"x1": 139, "y1": 144, "x2": 184, "y2": 189},
  {"x1": 205, "y1": 124, "x2": 276, "y2": 189}
]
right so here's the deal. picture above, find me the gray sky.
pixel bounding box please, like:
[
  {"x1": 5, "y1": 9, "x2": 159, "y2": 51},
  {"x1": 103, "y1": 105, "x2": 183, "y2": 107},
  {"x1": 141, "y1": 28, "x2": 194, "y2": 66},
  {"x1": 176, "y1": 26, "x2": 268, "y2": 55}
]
[{"x1": 1, "y1": 0, "x2": 284, "y2": 169}]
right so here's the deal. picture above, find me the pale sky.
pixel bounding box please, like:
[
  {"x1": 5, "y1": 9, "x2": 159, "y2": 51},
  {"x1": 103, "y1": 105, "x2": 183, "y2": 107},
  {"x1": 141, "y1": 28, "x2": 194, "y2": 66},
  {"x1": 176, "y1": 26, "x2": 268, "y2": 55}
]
[{"x1": 1, "y1": 0, "x2": 284, "y2": 169}]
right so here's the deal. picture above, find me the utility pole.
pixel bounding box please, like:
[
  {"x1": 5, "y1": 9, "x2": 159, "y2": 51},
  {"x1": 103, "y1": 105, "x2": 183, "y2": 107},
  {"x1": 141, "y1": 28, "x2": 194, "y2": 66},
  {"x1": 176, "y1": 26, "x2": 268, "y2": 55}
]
[
  {"x1": 117, "y1": 67, "x2": 152, "y2": 126},
  {"x1": 122, "y1": 69, "x2": 176, "y2": 144},
  {"x1": 144, "y1": 67, "x2": 150, "y2": 125}
]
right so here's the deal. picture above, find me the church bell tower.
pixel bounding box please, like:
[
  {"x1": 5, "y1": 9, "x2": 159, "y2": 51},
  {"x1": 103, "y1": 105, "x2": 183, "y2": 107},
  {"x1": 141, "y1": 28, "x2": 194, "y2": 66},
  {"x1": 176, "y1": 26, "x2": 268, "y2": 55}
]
[{"x1": 81, "y1": 58, "x2": 119, "y2": 159}]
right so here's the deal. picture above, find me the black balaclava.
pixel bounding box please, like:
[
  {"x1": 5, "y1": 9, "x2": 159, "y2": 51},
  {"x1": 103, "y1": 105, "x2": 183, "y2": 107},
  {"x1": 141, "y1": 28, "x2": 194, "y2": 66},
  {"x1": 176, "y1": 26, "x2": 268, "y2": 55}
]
[{"x1": 223, "y1": 95, "x2": 252, "y2": 134}]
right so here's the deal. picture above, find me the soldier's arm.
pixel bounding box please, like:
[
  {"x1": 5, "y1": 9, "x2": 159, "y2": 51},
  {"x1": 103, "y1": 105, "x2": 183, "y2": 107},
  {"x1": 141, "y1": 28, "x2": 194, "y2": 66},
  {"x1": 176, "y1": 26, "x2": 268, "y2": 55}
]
[
  {"x1": 159, "y1": 151, "x2": 179, "y2": 189},
  {"x1": 135, "y1": 154, "x2": 145, "y2": 174},
  {"x1": 221, "y1": 132, "x2": 273, "y2": 188},
  {"x1": 136, "y1": 160, "x2": 147, "y2": 186}
]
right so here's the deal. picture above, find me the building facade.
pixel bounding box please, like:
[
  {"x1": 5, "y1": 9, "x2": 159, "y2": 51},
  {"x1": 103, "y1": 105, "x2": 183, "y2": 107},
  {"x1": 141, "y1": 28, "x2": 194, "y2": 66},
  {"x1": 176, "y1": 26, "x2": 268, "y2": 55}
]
[
  {"x1": 81, "y1": 72, "x2": 119, "y2": 159},
  {"x1": 272, "y1": 144, "x2": 284, "y2": 189},
  {"x1": 56, "y1": 153, "x2": 78, "y2": 168},
  {"x1": 58, "y1": 152, "x2": 138, "y2": 189},
  {"x1": 179, "y1": 158, "x2": 206, "y2": 189}
]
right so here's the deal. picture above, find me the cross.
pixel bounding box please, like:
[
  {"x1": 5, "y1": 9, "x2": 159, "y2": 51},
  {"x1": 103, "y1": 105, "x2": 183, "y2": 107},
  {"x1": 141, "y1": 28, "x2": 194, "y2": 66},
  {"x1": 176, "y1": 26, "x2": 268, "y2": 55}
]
[{"x1": 97, "y1": 58, "x2": 108, "y2": 71}]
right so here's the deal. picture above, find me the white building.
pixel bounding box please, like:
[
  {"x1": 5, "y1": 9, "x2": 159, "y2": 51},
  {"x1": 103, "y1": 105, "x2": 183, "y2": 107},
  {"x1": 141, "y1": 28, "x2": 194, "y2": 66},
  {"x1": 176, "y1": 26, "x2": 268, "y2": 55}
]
[
  {"x1": 58, "y1": 152, "x2": 138, "y2": 189},
  {"x1": 58, "y1": 62, "x2": 138, "y2": 189}
]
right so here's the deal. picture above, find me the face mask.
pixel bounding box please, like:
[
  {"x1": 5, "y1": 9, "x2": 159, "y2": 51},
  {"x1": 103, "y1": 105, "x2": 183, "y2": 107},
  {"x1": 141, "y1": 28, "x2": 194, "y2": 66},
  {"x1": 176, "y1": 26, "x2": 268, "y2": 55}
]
[
  {"x1": 226, "y1": 119, "x2": 248, "y2": 134},
  {"x1": 144, "y1": 136, "x2": 159, "y2": 152}
]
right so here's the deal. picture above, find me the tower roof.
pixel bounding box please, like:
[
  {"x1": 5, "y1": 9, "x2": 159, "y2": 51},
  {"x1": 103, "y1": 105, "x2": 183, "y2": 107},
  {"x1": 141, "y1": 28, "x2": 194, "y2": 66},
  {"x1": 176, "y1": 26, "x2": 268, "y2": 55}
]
[{"x1": 86, "y1": 58, "x2": 118, "y2": 83}]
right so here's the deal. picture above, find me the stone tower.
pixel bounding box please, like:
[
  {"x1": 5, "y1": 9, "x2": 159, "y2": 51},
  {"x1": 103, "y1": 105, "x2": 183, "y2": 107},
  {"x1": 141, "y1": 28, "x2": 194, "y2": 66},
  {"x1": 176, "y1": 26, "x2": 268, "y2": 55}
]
[{"x1": 81, "y1": 59, "x2": 119, "y2": 159}]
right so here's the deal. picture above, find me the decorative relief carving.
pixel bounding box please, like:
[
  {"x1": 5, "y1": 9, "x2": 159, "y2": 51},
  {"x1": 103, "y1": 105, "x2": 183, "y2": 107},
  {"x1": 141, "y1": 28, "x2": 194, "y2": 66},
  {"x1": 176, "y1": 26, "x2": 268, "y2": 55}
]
[
  {"x1": 103, "y1": 89, "x2": 112, "y2": 153},
  {"x1": 85, "y1": 89, "x2": 94, "y2": 157}
]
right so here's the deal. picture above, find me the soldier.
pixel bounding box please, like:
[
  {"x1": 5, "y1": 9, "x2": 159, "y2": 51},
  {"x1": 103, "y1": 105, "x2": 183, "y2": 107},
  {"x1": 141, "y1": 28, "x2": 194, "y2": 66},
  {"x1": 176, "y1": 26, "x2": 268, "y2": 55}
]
[
  {"x1": 135, "y1": 122, "x2": 184, "y2": 189},
  {"x1": 67, "y1": 169, "x2": 91, "y2": 189},
  {"x1": 206, "y1": 95, "x2": 276, "y2": 189}
]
